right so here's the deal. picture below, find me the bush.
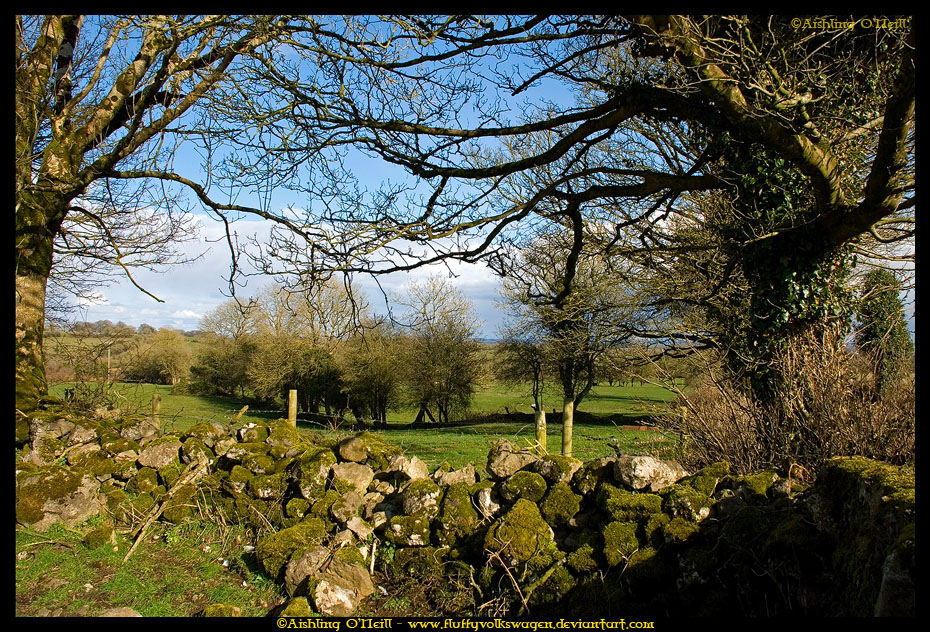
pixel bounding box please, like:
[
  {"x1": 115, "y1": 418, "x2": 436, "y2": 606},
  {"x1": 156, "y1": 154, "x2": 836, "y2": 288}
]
[{"x1": 661, "y1": 330, "x2": 914, "y2": 475}]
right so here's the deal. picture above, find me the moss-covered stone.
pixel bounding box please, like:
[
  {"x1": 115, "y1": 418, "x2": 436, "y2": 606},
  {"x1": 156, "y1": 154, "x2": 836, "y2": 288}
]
[
  {"x1": 662, "y1": 515, "x2": 699, "y2": 544},
  {"x1": 180, "y1": 438, "x2": 214, "y2": 464},
  {"x1": 157, "y1": 461, "x2": 183, "y2": 488},
  {"x1": 292, "y1": 449, "x2": 337, "y2": 499},
  {"x1": 247, "y1": 472, "x2": 288, "y2": 499},
  {"x1": 661, "y1": 484, "x2": 714, "y2": 522},
  {"x1": 223, "y1": 441, "x2": 272, "y2": 464},
  {"x1": 84, "y1": 524, "x2": 116, "y2": 549},
  {"x1": 239, "y1": 423, "x2": 270, "y2": 443},
  {"x1": 265, "y1": 420, "x2": 303, "y2": 448},
  {"x1": 279, "y1": 596, "x2": 314, "y2": 617},
  {"x1": 540, "y1": 482, "x2": 581, "y2": 527},
  {"x1": 679, "y1": 461, "x2": 729, "y2": 496},
  {"x1": 162, "y1": 483, "x2": 197, "y2": 523},
  {"x1": 310, "y1": 489, "x2": 342, "y2": 521},
  {"x1": 484, "y1": 499, "x2": 559, "y2": 575},
  {"x1": 533, "y1": 454, "x2": 583, "y2": 484},
  {"x1": 401, "y1": 478, "x2": 443, "y2": 518},
  {"x1": 243, "y1": 454, "x2": 277, "y2": 475},
  {"x1": 602, "y1": 521, "x2": 639, "y2": 566},
  {"x1": 256, "y1": 518, "x2": 328, "y2": 580},
  {"x1": 571, "y1": 457, "x2": 616, "y2": 496},
  {"x1": 15, "y1": 464, "x2": 102, "y2": 530},
  {"x1": 500, "y1": 470, "x2": 548, "y2": 504},
  {"x1": 644, "y1": 513, "x2": 671, "y2": 548},
  {"x1": 287, "y1": 498, "x2": 311, "y2": 519},
  {"x1": 597, "y1": 484, "x2": 662, "y2": 523},
  {"x1": 350, "y1": 431, "x2": 404, "y2": 471},
  {"x1": 385, "y1": 514, "x2": 432, "y2": 547},
  {"x1": 125, "y1": 467, "x2": 159, "y2": 494},
  {"x1": 434, "y1": 482, "x2": 481, "y2": 548}
]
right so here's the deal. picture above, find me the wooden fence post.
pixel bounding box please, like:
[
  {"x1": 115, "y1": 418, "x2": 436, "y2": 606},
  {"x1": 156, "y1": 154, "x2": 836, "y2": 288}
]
[
  {"x1": 288, "y1": 389, "x2": 297, "y2": 428},
  {"x1": 152, "y1": 392, "x2": 162, "y2": 429}
]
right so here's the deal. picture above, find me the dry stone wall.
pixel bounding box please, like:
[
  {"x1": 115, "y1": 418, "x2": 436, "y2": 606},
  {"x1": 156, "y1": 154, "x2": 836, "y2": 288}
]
[{"x1": 15, "y1": 406, "x2": 915, "y2": 618}]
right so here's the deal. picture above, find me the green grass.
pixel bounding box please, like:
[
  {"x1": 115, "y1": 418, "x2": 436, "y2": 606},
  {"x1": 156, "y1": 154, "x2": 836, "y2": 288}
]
[
  {"x1": 47, "y1": 378, "x2": 683, "y2": 472},
  {"x1": 15, "y1": 515, "x2": 285, "y2": 617}
]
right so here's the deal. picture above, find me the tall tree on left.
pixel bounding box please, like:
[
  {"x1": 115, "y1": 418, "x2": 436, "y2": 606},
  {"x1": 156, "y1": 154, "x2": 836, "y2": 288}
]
[{"x1": 14, "y1": 15, "x2": 291, "y2": 413}]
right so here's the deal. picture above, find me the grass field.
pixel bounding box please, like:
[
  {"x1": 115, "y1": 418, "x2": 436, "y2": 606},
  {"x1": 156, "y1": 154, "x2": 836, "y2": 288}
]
[{"x1": 48, "y1": 378, "x2": 683, "y2": 470}]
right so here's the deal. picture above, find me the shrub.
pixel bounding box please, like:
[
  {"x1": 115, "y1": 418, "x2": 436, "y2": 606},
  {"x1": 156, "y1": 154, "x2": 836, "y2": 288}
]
[{"x1": 660, "y1": 330, "x2": 914, "y2": 474}]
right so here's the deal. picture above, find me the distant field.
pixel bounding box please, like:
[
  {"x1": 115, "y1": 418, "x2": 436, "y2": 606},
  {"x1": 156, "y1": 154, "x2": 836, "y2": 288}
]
[{"x1": 48, "y1": 379, "x2": 683, "y2": 471}]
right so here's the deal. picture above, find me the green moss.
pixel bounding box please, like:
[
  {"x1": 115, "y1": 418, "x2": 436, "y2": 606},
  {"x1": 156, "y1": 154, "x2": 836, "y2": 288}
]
[
  {"x1": 602, "y1": 521, "x2": 640, "y2": 566},
  {"x1": 351, "y1": 431, "x2": 404, "y2": 471},
  {"x1": 385, "y1": 514, "x2": 432, "y2": 547},
  {"x1": 571, "y1": 457, "x2": 615, "y2": 496},
  {"x1": 162, "y1": 484, "x2": 197, "y2": 524},
  {"x1": 484, "y1": 498, "x2": 558, "y2": 574},
  {"x1": 83, "y1": 524, "x2": 116, "y2": 549},
  {"x1": 334, "y1": 544, "x2": 367, "y2": 567},
  {"x1": 239, "y1": 423, "x2": 270, "y2": 443},
  {"x1": 15, "y1": 465, "x2": 95, "y2": 527},
  {"x1": 434, "y1": 482, "x2": 480, "y2": 547},
  {"x1": 566, "y1": 543, "x2": 598, "y2": 573},
  {"x1": 733, "y1": 471, "x2": 779, "y2": 502},
  {"x1": 663, "y1": 516, "x2": 699, "y2": 544},
  {"x1": 180, "y1": 438, "x2": 214, "y2": 464},
  {"x1": 287, "y1": 498, "x2": 310, "y2": 519},
  {"x1": 500, "y1": 470, "x2": 548, "y2": 503},
  {"x1": 229, "y1": 465, "x2": 253, "y2": 484},
  {"x1": 680, "y1": 461, "x2": 730, "y2": 496},
  {"x1": 243, "y1": 454, "x2": 277, "y2": 475},
  {"x1": 534, "y1": 454, "x2": 582, "y2": 484},
  {"x1": 265, "y1": 420, "x2": 303, "y2": 448},
  {"x1": 255, "y1": 518, "x2": 328, "y2": 580},
  {"x1": 597, "y1": 484, "x2": 662, "y2": 523},
  {"x1": 393, "y1": 546, "x2": 447, "y2": 577},
  {"x1": 157, "y1": 461, "x2": 182, "y2": 488},
  {"x1": 293, "y1": 449, "x2": 337, "y2": 499},
  {"x1": 247, "y1": 472, "x2": 288, "y2": 500},
  {"x1": 644, "y1": 513, "x2": 671, "y2": 547},
  {"x1": 306, "y1": 490, "x2": 340, "y2": 534},
  {"x1": 540, "y1": 482, "x2": 582, "y2": 527},
  {"x1": 402, "y1": 478, "x2": 443, "y2": 517},
  {"x1": 125, "y1": 467, "x2": 158, "y2": 494},
  {"x1": 280, "y1": 597, "x2": 314, "y2": 617},
  {"x1": 661, "y1": 484, "x2": 714, "y2": 522}
]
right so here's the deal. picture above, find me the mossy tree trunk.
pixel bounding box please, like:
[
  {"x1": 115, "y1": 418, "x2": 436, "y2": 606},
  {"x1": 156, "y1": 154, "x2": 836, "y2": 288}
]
[{"x1": 15, "y1": 183, "x2": 73, "y2": 413}]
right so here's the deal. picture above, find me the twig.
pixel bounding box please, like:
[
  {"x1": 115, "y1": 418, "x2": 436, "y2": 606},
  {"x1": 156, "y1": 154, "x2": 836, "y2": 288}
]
[{"x1": 123, "y1": 452, "x2": 211, "y2": 563}]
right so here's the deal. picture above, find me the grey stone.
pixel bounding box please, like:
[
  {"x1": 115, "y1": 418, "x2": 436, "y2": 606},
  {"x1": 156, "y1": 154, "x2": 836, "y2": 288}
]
[
  {"x1": 137, "y1": 440, "x2": 182, "y2": 469},
  {"x1": 614, "y1": 455, "x2": 688, "y2": 492},
  {"x1": 486, "y1": 439, "x2": 538, "y2": 480}
]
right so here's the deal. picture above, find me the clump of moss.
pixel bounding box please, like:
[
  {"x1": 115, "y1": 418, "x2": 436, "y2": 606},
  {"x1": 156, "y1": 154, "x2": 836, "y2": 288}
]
[
  {"x1": 597, "y1": 484, "x2": 662, "y2": 523},
  {"x1": 680, "y1": 461, "x2": 729, "y2": 496},
  {"x1": 292, "y1": 449, "x2": 337, "y2": 499},
  {"x1": 540, "y1": 482, "x2": 581, "y2": 527},
  {"x1": 602, "y1": 521, "x2": 640, "y2": 566},
  {"x1": 661, "y1": 484, "x2": 713, "y2": 522},
  {"x1": 484, "y1": 498, "x2": 558, "y2": 575},
  {"x1": 255, "y1": 518, "x2": 328, "y2": 580},
  {"x1": 287, "y1": 498, "x2": 310, "y2": 519},
  {"x1": 162, "y1": 484, "x2": 197, "y2": 523},
  {"x1": 662, "y1": 516, "x2": 699, "y2": 544},
  {"x1": 500, "y1": 470, "x2": 548, "y2": 503},
  {"x1": 644, "y1": 513, "x2": 671, "y2": 548},
  {"x1": 434, "y1": 482, "x2": 480, "y2": 547},
  {"x1": 385, "y1": 514, "x2": 432, "y2": 547}
]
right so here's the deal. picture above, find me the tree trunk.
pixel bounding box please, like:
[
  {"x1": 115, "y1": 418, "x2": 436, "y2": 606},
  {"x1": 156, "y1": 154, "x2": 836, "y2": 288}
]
[{"x1": 15, "y1": 188, "x2": 68, "y2": 413}]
